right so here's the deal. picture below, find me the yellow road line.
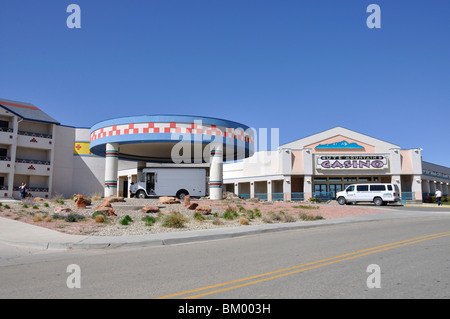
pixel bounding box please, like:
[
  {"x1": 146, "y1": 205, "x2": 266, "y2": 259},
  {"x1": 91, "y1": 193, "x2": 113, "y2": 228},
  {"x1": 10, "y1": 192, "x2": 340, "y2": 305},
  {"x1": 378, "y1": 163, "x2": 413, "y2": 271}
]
[{"x1": 157, "y1": 231, "x2": 450, "y2": 299}]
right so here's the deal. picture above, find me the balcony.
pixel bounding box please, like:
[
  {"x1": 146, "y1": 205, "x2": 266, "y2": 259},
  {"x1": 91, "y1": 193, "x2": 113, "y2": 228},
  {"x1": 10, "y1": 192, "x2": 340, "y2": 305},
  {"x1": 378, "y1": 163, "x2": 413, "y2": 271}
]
[
  {"x1": 15, "y1": 158, "x2": 51, "y2": 176},
  {"x1": 0, "y1": 127, "x2": 14, "y2": 144},
  {"x1": 17, "y1": 130, "x2": 53, "y2": 149},
  {"x1": 0, "y1": 156, "x2": 13, "y2": 172}
]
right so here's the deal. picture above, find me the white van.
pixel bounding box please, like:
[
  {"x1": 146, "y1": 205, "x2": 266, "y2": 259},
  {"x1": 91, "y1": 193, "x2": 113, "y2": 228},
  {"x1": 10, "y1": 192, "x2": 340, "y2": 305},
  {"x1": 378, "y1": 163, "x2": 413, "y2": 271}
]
[{"x1": 336, "y1": 183, "x2": 401, "y2": 206}]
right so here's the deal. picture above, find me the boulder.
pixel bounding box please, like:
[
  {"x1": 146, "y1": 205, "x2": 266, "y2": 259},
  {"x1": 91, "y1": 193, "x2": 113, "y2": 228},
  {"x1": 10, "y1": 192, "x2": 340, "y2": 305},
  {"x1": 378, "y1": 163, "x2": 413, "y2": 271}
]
[
  {"x1": 195, "y1": 205, "x2": 212, "y2": 214},
  {"x1": 186, "y1": 202, "x2": 198, "y2": 210},
  {"x1": 54, "y1": 206, "x2": 72, "y2": 214},
  {"x1": 75, "y1": 194, "x2": 87, "y2": 209},
  {"x1": 106, "y1": 196, "x2": 125, "y2": 203},
  {"x1": 184, "y1": 195, "x2": 190, "y2": 207},
  {"x1": 94, "y1": 199, "x2": 116, "y2": 216},
  {"x1": 95, "y1": 206, "x2": 116, "y2": 216},
  {"x1": 142, "y1": 205, "x2": 160, "y2": 213},
  {"x1": 159, "y1": 196, "x2": 180, "y2": 204}
]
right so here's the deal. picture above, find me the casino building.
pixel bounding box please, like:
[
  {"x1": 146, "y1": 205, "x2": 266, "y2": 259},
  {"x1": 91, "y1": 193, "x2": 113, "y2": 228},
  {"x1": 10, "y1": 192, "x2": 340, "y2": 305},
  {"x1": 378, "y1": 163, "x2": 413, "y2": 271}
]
[
  {"x1": 0, "y1": 97, "x2": 448, "y2": 202},
  {"x1": 223, "y1": 127, "x2": 450, "y2": 202}
]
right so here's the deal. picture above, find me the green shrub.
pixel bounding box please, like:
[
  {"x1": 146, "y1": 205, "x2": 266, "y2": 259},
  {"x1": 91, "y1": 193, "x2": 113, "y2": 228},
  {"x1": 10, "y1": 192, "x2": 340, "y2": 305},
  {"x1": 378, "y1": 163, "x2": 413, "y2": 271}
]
[
  {"x1": 65, "y1": 214, "x2": 85, "y2": 222},
  {"x1": 120, "y1": 215, "x2": 133, "y2": 225},
  {"x1": 299, "y1": 213, "x2": 324, "y2": 221},
  {"x1": 222, "y1": 210, "x2": 238, "y2": 220},
  {"x1": 194, "y1": 212, "x2": 205, "y2": 221},
  {"x1": 44, "y1": 202, "x2": 49, "y2": 207},
  {"x1": 142, "y1": 215, "x2": 157, "y2": 226}
]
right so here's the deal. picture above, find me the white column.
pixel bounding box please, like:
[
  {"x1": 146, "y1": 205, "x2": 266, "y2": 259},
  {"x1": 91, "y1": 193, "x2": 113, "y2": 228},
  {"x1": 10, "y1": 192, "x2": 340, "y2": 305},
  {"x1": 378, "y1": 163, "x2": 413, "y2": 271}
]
[
  {"x1": 137, "y1": 161, "x2": 146, "y2": 182},
  {"x1": 283, "y1": 177, "x2": 291, "y2": 201},
  {"x1": 267, "y1": 180, "x2": 272, "y2": 201},
  {"x1": 412, "y1": 175, "x2": 423, "y2": 201},
  {"x1": 104, "y1": 143, "x2": 119, "y2": 197},
  {"x1": 209, "y1": 144, "x2": 223, "y2": 200}
]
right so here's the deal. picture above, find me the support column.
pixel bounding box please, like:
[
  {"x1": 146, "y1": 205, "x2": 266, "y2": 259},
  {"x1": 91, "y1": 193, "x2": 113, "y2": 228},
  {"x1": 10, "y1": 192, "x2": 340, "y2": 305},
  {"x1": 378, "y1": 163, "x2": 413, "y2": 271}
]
[
  {"x1": 209, "y1": 144, "x2": 223, "y2": 200},
  {"x1": 234, "y1": 182, "x2": 239, "y2": 196},
  {"x1": 104, "y1": 143, "x2": 119, "y2": 197},
  {"x1": 412, "y1": 175, "x2": 423, "y2": 201},
  {"x1": 284, "y1": 177, "x2": 291, "y2": 201}
]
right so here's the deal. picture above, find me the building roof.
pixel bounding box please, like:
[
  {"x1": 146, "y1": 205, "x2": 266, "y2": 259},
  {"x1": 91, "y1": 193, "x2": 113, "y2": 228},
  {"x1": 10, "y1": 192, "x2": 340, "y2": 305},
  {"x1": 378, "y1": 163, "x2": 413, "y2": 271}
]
[{"x1": 0, "y1": 98, "x2": 60, "y2": 124}]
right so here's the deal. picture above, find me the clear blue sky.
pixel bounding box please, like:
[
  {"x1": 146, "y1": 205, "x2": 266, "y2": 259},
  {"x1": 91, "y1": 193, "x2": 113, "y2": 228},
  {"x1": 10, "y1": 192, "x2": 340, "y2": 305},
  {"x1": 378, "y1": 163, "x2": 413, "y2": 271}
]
[{"x1": 1, "y1": 1, "x2": 449, "y2": 167}]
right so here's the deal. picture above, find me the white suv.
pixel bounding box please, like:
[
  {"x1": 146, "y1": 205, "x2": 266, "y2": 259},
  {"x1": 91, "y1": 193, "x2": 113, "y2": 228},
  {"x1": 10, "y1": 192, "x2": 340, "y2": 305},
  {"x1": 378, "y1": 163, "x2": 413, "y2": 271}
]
[{"x1": 336, "y1": 183, "x2": 401, "y2": 206}]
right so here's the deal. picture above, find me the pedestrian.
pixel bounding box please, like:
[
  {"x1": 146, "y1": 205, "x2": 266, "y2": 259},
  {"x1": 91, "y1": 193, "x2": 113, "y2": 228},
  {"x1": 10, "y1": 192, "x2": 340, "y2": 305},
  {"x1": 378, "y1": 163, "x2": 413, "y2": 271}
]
[
  {"x1": 435, "y1": 189, "x2": 442, "y2": 206},
  {"x1": 19, "y1": 182, "x2": 27, "y2": 200}
]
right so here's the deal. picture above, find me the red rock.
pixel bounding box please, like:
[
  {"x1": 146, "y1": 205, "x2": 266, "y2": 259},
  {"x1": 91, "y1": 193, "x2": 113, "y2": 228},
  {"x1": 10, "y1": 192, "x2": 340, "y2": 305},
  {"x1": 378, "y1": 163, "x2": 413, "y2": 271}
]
[{"x1": 142, "y1": 205, "x2": 160, "y2": 213}]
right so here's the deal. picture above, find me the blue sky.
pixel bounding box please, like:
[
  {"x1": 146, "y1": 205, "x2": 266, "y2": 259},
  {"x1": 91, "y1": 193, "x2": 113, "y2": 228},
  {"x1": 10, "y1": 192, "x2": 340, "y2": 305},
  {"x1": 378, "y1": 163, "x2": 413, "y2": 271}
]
[{"x1": 1, "y1": 1, "x2": 449, "y2": 167}]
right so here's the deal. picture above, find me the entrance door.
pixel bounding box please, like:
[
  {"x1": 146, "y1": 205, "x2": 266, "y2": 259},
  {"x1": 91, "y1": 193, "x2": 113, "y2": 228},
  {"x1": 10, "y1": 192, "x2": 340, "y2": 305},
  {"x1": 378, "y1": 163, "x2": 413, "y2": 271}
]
[
  {"x1": 314, "y1": 184, "x2": 328, "y2": 200},
  {"x1": 329, "y1": 184, "x2": 343, "y2": 198},
  {"x1": 146, "y1": 173, "x2": 156, "y2": 195}
]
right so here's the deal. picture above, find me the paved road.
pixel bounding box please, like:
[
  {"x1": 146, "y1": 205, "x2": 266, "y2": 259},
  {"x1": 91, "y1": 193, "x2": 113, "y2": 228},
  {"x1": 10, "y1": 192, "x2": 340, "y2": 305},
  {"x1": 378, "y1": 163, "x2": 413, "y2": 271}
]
[{"x1": 0, "y1": 206, "x2": 449, "y2": 301}]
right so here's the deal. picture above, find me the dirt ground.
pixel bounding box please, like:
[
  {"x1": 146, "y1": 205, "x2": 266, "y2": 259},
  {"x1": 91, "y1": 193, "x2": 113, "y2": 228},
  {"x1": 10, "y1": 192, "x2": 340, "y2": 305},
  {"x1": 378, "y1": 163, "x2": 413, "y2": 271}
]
[{"x1": 0, "y1": 197, "x2": 387, "y2": 235}]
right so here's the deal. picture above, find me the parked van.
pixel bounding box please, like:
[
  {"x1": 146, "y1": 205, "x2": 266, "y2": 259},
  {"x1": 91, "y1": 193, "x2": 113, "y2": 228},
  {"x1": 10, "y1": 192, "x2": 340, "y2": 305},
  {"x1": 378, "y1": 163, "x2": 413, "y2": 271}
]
[{"x1": 336, "y1": 183, "x2": 400, "y2": 206}]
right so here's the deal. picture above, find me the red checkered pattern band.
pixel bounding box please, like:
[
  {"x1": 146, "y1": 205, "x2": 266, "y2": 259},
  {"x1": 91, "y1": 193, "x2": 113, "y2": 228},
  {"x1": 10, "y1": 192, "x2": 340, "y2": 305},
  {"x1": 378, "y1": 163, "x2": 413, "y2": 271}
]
[{"x1": 90, "y1": 122, "x2": 254, "y2": 145}]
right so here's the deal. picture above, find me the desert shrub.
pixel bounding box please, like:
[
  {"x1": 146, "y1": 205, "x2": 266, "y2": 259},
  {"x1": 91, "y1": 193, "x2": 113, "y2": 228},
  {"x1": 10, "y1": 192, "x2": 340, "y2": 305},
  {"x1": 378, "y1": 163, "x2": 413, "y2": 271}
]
[
  {"x1": 162, "y1": 212, "x2": 188, "y2": 228},
  {"x1": 239, "y1": 217, "x2": 249, "y2": 225},
  {"x1": 33, "y1": 216, "x2": 42, "y2": 222},
  {"x1": 95, "y1": 214, "x2": 105, "y2": 223},
  {"x1": 65, "y1": 214, "x2": 85, "y2": 222},
  {"x1": 194, "y1": 212, "x2": 205, "y2": 221},
  {"x1": 120, "y1": 215, "x2": 133, "y2": 225},
  {"x1": 222, "y1": 210, "x2": 238, "y2": 220},
  {"x1": 91, "y1": 211, "x2": 105, "y2": 219},
  {"x1": 283, "y1": 214, "x2": 296, "y2": 223},
  {"x1": 299, "y1": 213, "x2": 324, "y2": 221},
  {"x1": 142, "y1": 215, "x2": 157, "y2": 226}
]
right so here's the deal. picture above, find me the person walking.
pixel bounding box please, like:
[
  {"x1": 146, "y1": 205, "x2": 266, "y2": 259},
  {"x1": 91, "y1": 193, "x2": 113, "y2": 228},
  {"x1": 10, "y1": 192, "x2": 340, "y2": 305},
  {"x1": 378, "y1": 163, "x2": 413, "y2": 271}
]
[
  {"x1": 19, "y1": 182, "x2": 27, "y2": 200},
  {"x1": 435, "y1": 189, "x2": 442, "y2": 206}
]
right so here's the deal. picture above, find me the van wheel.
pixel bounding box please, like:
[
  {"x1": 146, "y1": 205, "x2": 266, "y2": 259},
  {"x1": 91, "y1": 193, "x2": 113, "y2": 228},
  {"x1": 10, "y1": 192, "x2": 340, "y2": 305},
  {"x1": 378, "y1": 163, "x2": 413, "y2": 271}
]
[
  {"x1": 337, "y1": 197, "x2": 346, "y2": 205},
  {"x1": 136, "y1": 190, "x2": 146, "y2": 199},
  {"x1": 176, "y1": 190, "x2": 189, "y2": 200},
  {"x1": 373, "y1": 197, "x2": 383, "y2": 206}
]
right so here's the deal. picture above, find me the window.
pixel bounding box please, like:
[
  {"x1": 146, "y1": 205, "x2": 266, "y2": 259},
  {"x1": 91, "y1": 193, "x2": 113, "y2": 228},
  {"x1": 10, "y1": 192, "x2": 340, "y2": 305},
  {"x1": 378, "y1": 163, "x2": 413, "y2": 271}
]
[
  {"x1": 0, "y1": 120, "x2": 8, "y2": 129},
  {"x1": 346, "y1": 185, "x2": 355, "y2": 192},
  {"x1": 357, "y1": 185, "x2": 369, "y2": 191},
  {"x1": 344, "y1": 178, "x2": 357, "y2": 182},
  {"x1": 387, "y1": 185, "x2": 393, "y2": 191},
  {"x1": 370, "y1": 185, "x2": 386, "y2": 191},
  {"x1": 358, "y1": 178, "x2": 371, "y2": 182}
]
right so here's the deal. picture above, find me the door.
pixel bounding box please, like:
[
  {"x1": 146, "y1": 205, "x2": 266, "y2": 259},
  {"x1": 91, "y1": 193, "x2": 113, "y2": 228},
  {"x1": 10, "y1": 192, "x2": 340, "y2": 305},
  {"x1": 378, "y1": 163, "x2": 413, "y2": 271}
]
[
  {"x1": 146, "y1": 173, "x2": 156, "y2": 195},
  {"x1": 329, "y1": 184, "x2": 343, "y2": 198},
  {"x1": 314, "y1": 184, "x2": 328, "y2": 200}
]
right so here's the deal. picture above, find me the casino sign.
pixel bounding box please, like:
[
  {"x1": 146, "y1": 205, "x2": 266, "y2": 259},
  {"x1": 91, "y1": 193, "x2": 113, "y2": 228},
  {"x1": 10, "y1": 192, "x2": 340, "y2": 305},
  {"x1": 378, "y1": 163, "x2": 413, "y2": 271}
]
[{"x1": 316, "y1": 155, "x2": 389, "y2": 170}]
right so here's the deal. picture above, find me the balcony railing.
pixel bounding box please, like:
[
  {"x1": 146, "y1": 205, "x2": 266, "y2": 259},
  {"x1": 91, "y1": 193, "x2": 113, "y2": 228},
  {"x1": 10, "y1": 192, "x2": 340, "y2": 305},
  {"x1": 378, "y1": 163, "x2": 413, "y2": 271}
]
[
  {"x1": 13, "y1": 186, "x2": 49, "y2": 192},
  {"x1": 15, "y1": 158, "x2": 51, "y2": 165},
  {"x1": 0, "y1": 127, "x2": 13, "y2": 133},
  {"x1": 18, "y1": 130, "x2": 52, "y2": 139}
]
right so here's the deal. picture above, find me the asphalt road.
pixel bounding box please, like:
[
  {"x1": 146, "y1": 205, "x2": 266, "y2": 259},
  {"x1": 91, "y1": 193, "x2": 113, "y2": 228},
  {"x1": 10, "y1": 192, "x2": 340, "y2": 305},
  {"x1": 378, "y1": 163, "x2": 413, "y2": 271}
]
[{"x1": 0, "y1": 206, "x2": 449, "y2": 301}]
